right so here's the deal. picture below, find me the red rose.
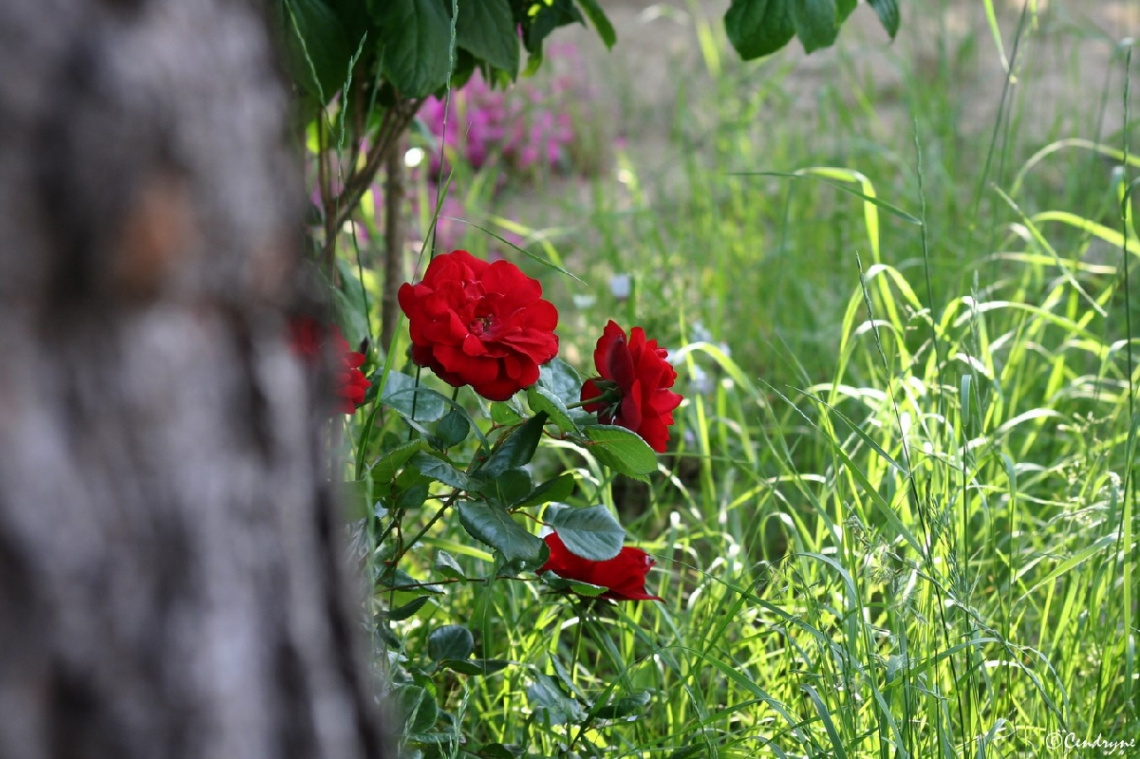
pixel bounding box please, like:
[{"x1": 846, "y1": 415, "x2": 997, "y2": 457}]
[
  {"x1": 288, "y1": 317, "x2": 370, "y2": 414},
  {"x1": 581, "y1": 320, "x2": 682, "y2": 452},
  {"x1": 538, "y1": 532, "x2": 661, "y2": 602},
  {"x1": 398, "y1": 250, "x2": 559, "y2": 401}
]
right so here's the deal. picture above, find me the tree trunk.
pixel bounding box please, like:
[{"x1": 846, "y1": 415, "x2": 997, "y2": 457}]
[{"x1": 0, "y1": 2, "x2": 388, "y2": 758}]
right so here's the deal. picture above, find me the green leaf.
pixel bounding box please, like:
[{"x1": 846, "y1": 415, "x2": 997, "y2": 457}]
[
  {"x1": 584, "y1": 425, "x2": 658, "y2": 479},
  {"x1": 428, "y1": 625, "x2": 475, "y2": 661},
  {"x1": 382, "y1": 594, "x2": 431, "y2": 621},
  {"x1": 280, "y1": 0, "x2": 354, "y2": 103},
  {"x1": 374, "y1": 0, "x2": 453, "y2": 97},
  {"x1": 458, "y1": 501, "x2": 547, "y2": 568},
  {"x1": 490, "y1": 401, "x2": 523, "y2": 425},
  {"x1": 395, "y1": 481, "x2": 429, "y2": 512},
  {"x1": 576, "y1": 0, "x2": 616, "y2": 48},
  {"x1": 380, "y1": 371, "x2": 448, "y2": 422},
  {"x1": 435, "y1": 409, "x2": 470, "y2": 449},
  {"x1": 392, "y1": 683, "x2": 438, "y2": 735},
  {"x1": 527, "y1": 671, "x2": 583, "y2": 724},
  {"x1": 410, "y1": 451, "x2": 474, "y2": 491},
  {"x1": 594, "y1": 690, "x2": 652, "y2": 720},
  {"x1": 370, "y1": 440, "x2": 425, "y2": 487},
  {"x1": 724, "y1": 0, "x2": 795, "y2": 61},
  {"x1": 523, "y1": 0, "x2": 583, "y2": 57},
  {"x1": 488, "y1": 468, "x2": 534, "y2": 507},
  {"x1": 479, "y1": 413, "x2": 547, "y2": 478},
  {"x1": 540, "y1": 573, "x2": 608, "y2": 597},
  {"x1": 332, "y1": 260, "x2": 370, "y2": 348},
  {"x1": 544, "y1": 503, "x2": 625, "y2": 561},
  {"x1": 433, "y1": 550, "x2": 465, "y2": 580},
  {"x1": 538, "y1": 358, "x2": 583, "y2": 401},
  {"x1": 377, "y1": 566, "x2": 444, "y2": 594},
  {"x1": 456, "y1": 0, "x2": 519, "y2": 74},
  {"x1": 790, "y1": 0, "x2": 840, "y2": 53},
  {"x1": 867, "y1": 0, "x2": 900, "y2": 38},
  {"x1": 441, "y1": 658, "x2": 510, "y2": 677},
  {"x1": 527, "y1": 385, "x2": 578, "y2": 433},
  {"x1": 516, "y1": 472, "x2": 576, "y2": 510}
]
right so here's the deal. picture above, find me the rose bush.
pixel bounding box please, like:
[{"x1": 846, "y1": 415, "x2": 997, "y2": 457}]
[
  {"x1": 581, "y1": 320, "x2": 683, "y2": 452},
  {"x1": 398, "y1": 250, "x2": 559, "y2": 401},
  {"x1": 289, "y1": 317, "x2": 370, "y2": 414},
  {"x1": 539, "y1": 532, "x2": 661, "y2": 602}
]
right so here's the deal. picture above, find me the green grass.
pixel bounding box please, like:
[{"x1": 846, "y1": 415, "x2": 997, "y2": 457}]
[{"x1": 352, "y1": 2, "x2": 1140, "y2": 756}]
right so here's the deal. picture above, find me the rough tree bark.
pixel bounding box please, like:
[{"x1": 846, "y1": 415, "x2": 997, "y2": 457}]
[{"x1": 0, "y1": 1, "x2": 389, "y2": 757}]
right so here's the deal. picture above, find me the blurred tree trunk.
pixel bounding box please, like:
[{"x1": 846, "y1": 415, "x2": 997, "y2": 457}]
[{"x1": 0, "y1": 1, "x2": 388, "y2": 758}]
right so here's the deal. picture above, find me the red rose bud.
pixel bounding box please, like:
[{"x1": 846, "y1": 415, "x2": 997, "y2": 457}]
[
  {"x1": 288, "y1": 317, "x2": 370, "y2": 414},
  {"x1": 581, "y1": 320, "x2": 682, "y2": 452},
  {"x1": 398, "y1": 250, "x2": 559, "y2": 401},
  {"x1": 538, "y1": 532, "x2": 662, "y2": 602}
]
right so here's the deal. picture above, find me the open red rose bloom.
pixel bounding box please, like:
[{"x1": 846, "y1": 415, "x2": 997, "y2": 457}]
[
  {"x1": 288, "y1": 317, "x2": 370, "y2": 414},
  {"x1": 538, "y1": 532, "x2": 661, "y2": 602},
  {"x1": 398, "y1": 250, "x2": 559, "y2": 401},
  {"x1": 581, "y1": 320, "x2": 682, "y2": 452}
]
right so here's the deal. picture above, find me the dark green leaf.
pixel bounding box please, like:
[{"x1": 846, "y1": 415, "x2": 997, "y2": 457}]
[
  {"x1": 383, "y1": 594, "x2": 431, "y2": 621},
  {"x1": 458, "y1": 501, "x2": 547, "y2": 568},
  {"x1": 724, "y1": 0, "x2": 795, "y2": 61},
  {"x1": 395, "y1": 481, "x2": 429, "y2": 512},
  {"x1": 456, "y1": 0, "x2": 518, "y2": 74},
  {"x1": 280, "y1": 0, "x2": 354, "y2": 103},
  {"x1": 380, "y1": 371, "x2": 448, "y2": 422},
  {"x1": 392, "y1": 683, "x2": 438, "y2": 734},
  {"x1": 377, "y1": 566, "x2": 444, "y2": 594},
  {"x1": 523, "y1": 0, "x2": 583, "y2": 61},
  {"x1": 594, "y1": 690, "x2": 652, "y2": 720},
  {"x1": 576, "y1": 0, "x2": 616, "y2": 48},
  {"x1": 475, "y1": 743, "x2": 523, "y2": 759},
  {"x1": 439, "y1": 658, "x2": 511, "y2": 676},
  {"x1": 375, "y1": 0, "x2": 453, "y2": 97},
  {"x1": 790, "y1": 0, "x2": 840, "y2": 53},
  {"x1": 410, "y1": 451, "x2": 474, "y2": 491},
  {"x1": 527, "y1": 385, "x2": 577, "y2": 433},
  {"x1": 867, "y1": 0, "x2": 900, "y2": 38},
  {"x1": 478, "y1": 413, "x2": 547, "y2": 478},
  {"x1": 515, "y1": 472, "x2": 576, "y2": 510},
  {"x1": 545, "y1": 503, "x2": 625, "y2": 561},
  {"x1": 428, "y1": 625, "x2": 474, "y2": 661},
  {"x1": 488, "y1": 468, "x2": 533, "y2": 507},
  {"x1": 433, "y1": 550, "x2": 465, "y2": 580},
  {"x1": 584, "y1": 424, "x2": 658, "y2": 479},
  {"x1": 435, "y1": 409, "x2": 471, "y2": 448}
]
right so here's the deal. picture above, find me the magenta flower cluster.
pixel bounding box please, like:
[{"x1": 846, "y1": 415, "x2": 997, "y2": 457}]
[{"x1": 419, "y1": 45, "x2": 586, "y2": 179}]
